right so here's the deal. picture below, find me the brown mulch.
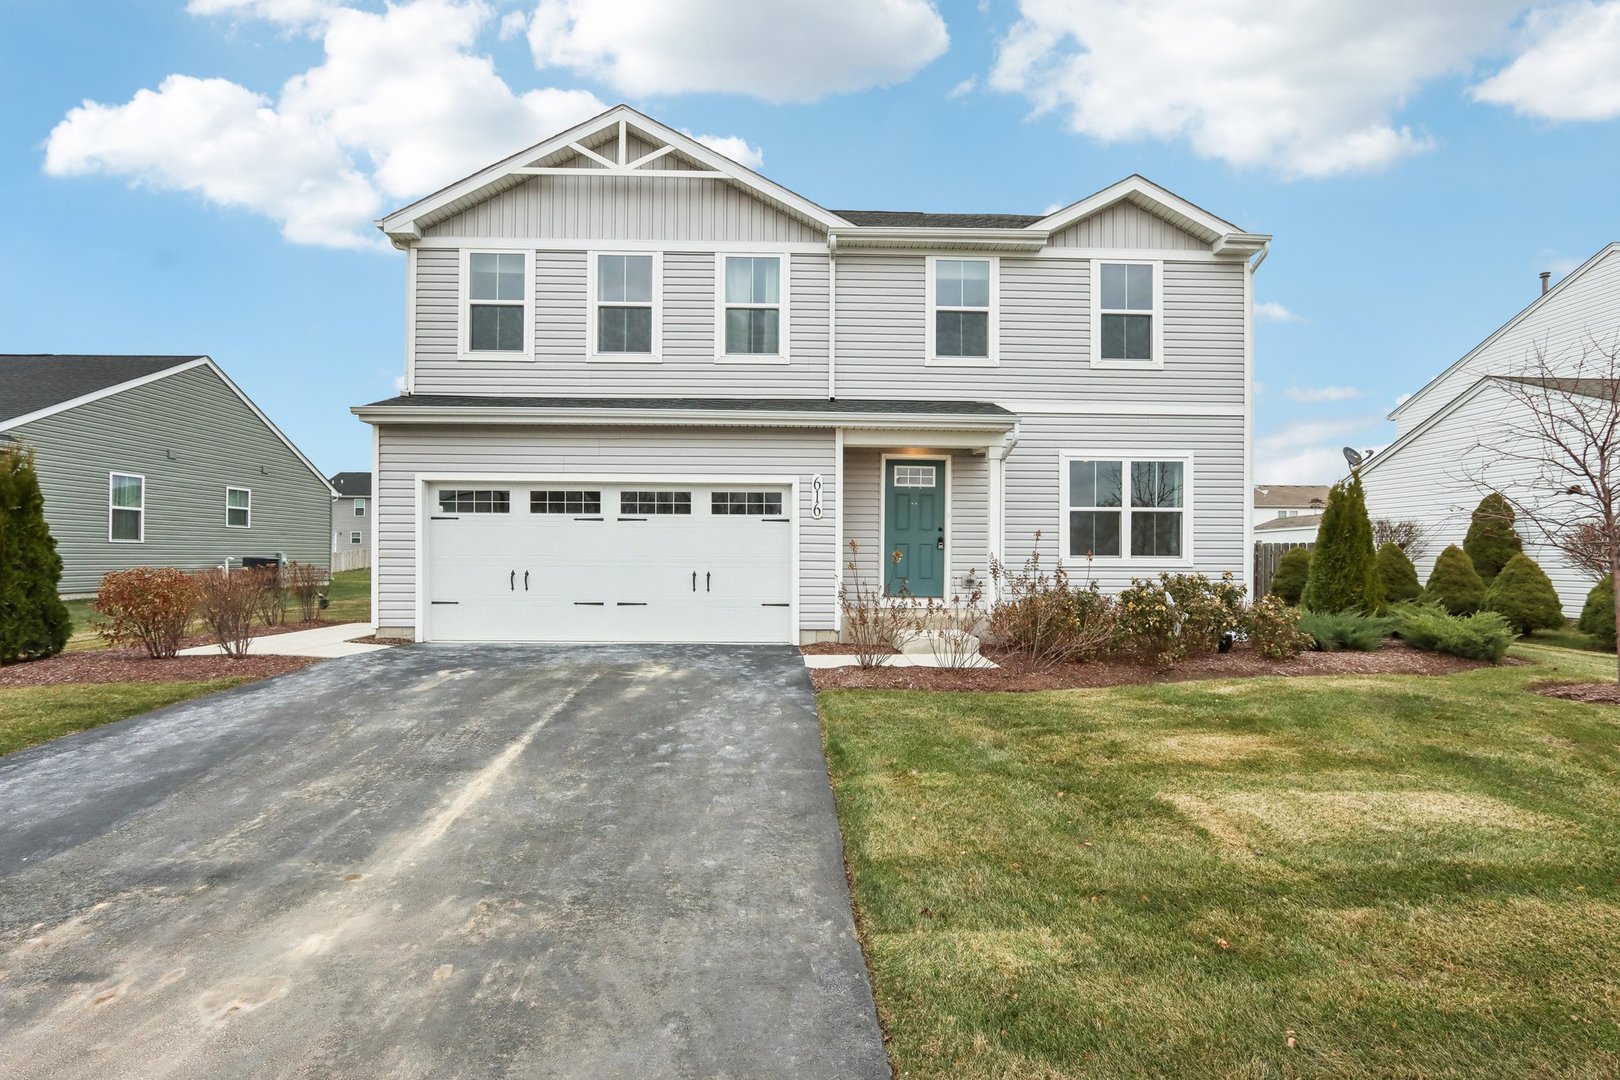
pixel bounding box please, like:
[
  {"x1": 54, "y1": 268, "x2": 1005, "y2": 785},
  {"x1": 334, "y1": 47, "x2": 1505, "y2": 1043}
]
[
  {"x1": 0, "y1": 647, "x2": 318, "y2": 687},
  {"x1": 1533, "y1": 681, "x2": 1620, "y2": 704},
  {"x1": 800, "y1": 641, "x2": 898, "y2": 655},
  {"x1": 809, "y1": 640, "x2": 1499, "y2": 692}
]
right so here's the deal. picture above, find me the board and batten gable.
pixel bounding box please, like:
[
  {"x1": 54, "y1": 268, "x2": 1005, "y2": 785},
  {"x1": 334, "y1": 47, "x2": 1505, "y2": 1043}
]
[{"x1": 9, "y1": 364, "x2": 332, "y2": 593}]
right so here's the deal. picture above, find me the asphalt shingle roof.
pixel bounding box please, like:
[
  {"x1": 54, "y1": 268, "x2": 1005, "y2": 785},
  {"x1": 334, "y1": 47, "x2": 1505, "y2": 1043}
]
[
  {"x1": 1253, "y1": 484, "x2": 1331, "y2": 508},
  {"x1": 833, "y1": 210, "x2": 1044, "y2": 229},
  {"x1": 359, "y1": 395, "x2": 1014, "y2": 416},
  {"x1": 0, "y1": 354, "x2": 203, "y2": 426},
  {"x1": 329, "y1": 471, "x2": 372, "y2": 497}
]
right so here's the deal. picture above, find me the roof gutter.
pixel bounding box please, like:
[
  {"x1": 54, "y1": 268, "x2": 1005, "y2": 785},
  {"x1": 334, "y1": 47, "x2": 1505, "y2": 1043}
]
[{"x1": 350, "y1": 404, "x2": 1019, "y2": 431}]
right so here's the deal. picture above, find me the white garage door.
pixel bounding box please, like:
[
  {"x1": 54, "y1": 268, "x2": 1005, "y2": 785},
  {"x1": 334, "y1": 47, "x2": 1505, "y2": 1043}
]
[{"x1": 425, "y1": 482, "x2": 794, "y2": 643}]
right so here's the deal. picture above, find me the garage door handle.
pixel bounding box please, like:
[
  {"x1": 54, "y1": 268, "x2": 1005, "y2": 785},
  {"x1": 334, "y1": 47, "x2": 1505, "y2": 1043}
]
[
  {"x1": 618, "y1": 516, "x2": 647, "y2": 522},
  {"x1": 574, "y1": 516, "x2": 603, "y2": 522},
  {"x1": 524, "y1": 571, "x2": 530, "y2": 591},
  {"x1": 617, "y1": 602, "x2": 648, "y2": 607},
  {"x1": 430, "y1": 515, "x2": 459, "y2": 521},
  {"x1": 764, "y1": 517, "x2": 791, "y2": 523},
  {"x1": 706, "y1": 572, "x2": 711, "y2": 593},
  {"x1": 430, "y1": 601, "x2": 460, "y2": 605},
  {"x1": 692, "y1": 571, "x2": 697, "y2": 592},
  {"x1": 574, "y1": 601, "x2": 604, "y2": 606},
  {"x1": 761, "y1": 603, "x2": 790, "y2": 608}
]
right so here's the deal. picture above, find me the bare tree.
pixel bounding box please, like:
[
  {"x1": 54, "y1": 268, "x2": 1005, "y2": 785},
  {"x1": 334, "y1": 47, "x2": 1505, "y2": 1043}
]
[
  {"x1": 1471, "y1": 331, "x2": 1620, "y2": 678},
  {"x1": 1372, "y1": 518, "x2": 1431, "y2": 559}
]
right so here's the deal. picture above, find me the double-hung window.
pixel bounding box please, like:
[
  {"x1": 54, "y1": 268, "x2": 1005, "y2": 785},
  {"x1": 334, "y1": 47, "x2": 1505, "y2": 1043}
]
[
  {"x1": 1063, "y1": 455, "x2": 1189, "y2": 561},
  {"x1": 464, "y1": 251, "x2": 528, "y2": 355},
  {"x1": 350, "y1": 530, "x2": 362, "y2": 545},
  {"x1": 719, "y1": 255, "x2": 784, "y2": 360},
  {"x1": 226, "y1": 487, "x2": 251, "y2": 528},
  {"x1": 1092, "y1": 260, "x2": 1162, "y2": 367},
  {"x1": 354, "y1": 498, "x2": 366, "y2": 517},
  {"x1": 593, "y1": 253, "x2": 657, "y2": 358},
  {"x1": 929, "y1": 257, "x2": 996, "y2": 364},
  {"x1": 109, "y1": 472, "x2": 144, "y2": 543}
]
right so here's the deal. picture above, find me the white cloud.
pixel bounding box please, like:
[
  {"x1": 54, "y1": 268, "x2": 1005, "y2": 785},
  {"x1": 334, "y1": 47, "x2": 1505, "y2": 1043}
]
[
  {"x1": 498, "y1": 9, "x2": 529, "y2": 39},
  {"x1": 1256, "y1": 301, "x2": 1303, "y2": 322},
  {"x1": 1041, "y1": 201, "x2": 1064, "y2": 214},
  {"x1": 989, "y1": 1, "x2": 1525, "y2": 178},
  {"x1": 688, "y1": 132, "x2": 764, "y2": 170},
  {"x1": 1285, "y1": 385, "x2": 1363, "y2": 403},
  {"x1": 186, "y1": 0, "x2": 336, "y2": 24},
  {"x1": 949, "y1": 75, "x2": 978, "y2": 99},
  {"x1": 525, "y1": 0, "x2": 949, "y2": 102},
  {"x1": 1473, "y1": 1, "x2": 1620, "y2": 120},
  {"x1": 1256, "y1": 418, "x2": 1384, "y2": 483},
  {"x1": 1394, "y1": 392, "x2": 1414, "y2": 407}
]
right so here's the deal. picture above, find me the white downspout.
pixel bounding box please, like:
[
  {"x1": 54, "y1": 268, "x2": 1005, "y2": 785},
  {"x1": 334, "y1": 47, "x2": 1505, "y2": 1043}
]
[{"x1": 827, "y1": 234, "x2": 838, "y2": 400}]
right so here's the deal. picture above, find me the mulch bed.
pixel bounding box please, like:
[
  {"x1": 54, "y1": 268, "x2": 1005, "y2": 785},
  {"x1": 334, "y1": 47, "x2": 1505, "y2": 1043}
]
[
  {"x1": 809, "y1": 640, "x2": 1498, "y2": 692},
  {"x1": 1532, "y1": 681, "x2": 1620, "y2": 704},
  {"x1": 0, "y1": 648, "x2": 317, "y2": 688},
  {"x1": 800, "y1": 641, "x2": 897, "y2": 655}
]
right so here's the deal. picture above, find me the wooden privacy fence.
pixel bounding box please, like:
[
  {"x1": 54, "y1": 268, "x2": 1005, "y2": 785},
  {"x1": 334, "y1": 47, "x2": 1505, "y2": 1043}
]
[
  {"x1": 332, "y1": 547, "x2": 371, "y2": 573},
  {"x1": 1254, "y1": 541, "x2": 1313, "y2": 598}
]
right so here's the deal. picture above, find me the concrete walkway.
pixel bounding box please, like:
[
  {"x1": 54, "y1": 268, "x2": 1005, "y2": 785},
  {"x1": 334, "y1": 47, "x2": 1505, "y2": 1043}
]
[{"x1": 176, "y1": 622, "x2": 389, "y2": 658}]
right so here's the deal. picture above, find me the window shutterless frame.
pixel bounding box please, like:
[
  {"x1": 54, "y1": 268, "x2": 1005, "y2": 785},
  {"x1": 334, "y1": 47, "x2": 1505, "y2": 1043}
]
[
  {"x1": 354, "y1": 498, "x2": 366, "y2": 517},
  {"x1": 714, "y1": 253, "x2": 789, "y2": 363},
  {"x1": 350, "y1": 530, "x2": 362, "y2": 545},
  {"x1": 1089, "y1": 259, "x2": 1164, "y2": 369},
  {"x1": 459, "y1": 249, "x2": 534, "y2": 360},
  {"x1": 1057, "y1": 452, "x2": 1194, "y2": 565},
  {"x1": 587, "y1": 251, "x2": 662, "y2": 362},
  {"x1": 108, "y1": 471, "x2": 145, "y2": 543},
  {"x1": 925, "y1": 256, "x2": 999, "y2": 366},
  {"x1": 226, "y1": 486, "x2": 251, "y2": 529}
]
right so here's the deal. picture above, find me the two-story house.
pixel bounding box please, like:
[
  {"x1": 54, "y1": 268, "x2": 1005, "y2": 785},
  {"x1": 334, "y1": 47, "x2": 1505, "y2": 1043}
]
[
  {"x1": 329, "y1": 471, "x2": 371, "y2": 552},
  {"x1": 354, "y1": 106, "x2": 1268, "y2": 644}
]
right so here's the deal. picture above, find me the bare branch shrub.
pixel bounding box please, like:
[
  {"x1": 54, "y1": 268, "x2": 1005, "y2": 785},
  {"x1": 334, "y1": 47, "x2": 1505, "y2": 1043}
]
[
  {"x1": 838, "y1": 539, "x2": 914, "y2": 669},
  {"x1": 195, "y1": 567, "x2": 266, "y2": 659},
  {"x1": 286, "y1": 561, "x2": 324, "y2": 622},
  {"x1": 1562, "y1": 519, "x2": 1614, "y2": 581},
  {"x1": 94, "y1": 567, "x2": 199, "y2": 659},
  {"x1": 1372, "y1": 518, "x2": 1431, "y2": 559},
  {"x1": 913, "y1": 580, "x2": 987, "y2": 670},
  {"x1": 987, "y1": 533, "x2": 1115, "y2": 670},
  {"x1": 254, "y1": 563, "x2": 288, "y2": 627}
]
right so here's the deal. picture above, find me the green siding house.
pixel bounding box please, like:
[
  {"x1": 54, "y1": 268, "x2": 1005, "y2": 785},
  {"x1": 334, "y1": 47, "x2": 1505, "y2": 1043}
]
[{"x1": 0, "y1": 354, "x2": 334, "y2": 594}]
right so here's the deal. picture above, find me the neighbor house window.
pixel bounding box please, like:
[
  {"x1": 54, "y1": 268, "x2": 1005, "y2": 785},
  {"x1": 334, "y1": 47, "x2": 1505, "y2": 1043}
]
[
  {"x1": 711, "y1": 491, "x2": 783, "y2": 516},
  {"x1": 353, "y1": 498, "x2": 366, "y2": 517},
  {"x1": 465, "y1": 251, "x2": 527, "y2": 354},
  {"x1": 350, "y1": 530, "x2": 362, "y2": 545},
  {"x1": 719, "y1": 256, "x2": 783, "y2": 358},
  {"x1": 531, "y1": 490, "x2": 602, "y2": 514},
  {"x1": 437, "y1": 489, "x2": 510, "y2": 513},
  {"x1": 226, "y1": 487, "x2": 251, "y2": 528},
  {"x1": 929, "y1": 257, "x2": 995, "y2": 363},
  {"x1": 1092, "y1": 261, "x2": 1161, "y2": 366},
  {"x1": 620, "y1": 491, "x2": 691, "y2": 515},
  {"x1": 1063, "y1": 456, "x2": 1189, "y2": 560},
  {"x1": 109, "y1": 472, "x2": 144, "y2": 542},
  {"x1": 593, "y1": 253, "x2": 657, "y2": 356}
]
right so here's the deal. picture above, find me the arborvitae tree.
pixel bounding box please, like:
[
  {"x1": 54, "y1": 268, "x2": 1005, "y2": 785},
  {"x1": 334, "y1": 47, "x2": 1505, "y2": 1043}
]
[
  {"x1": 1269, "y1": 546, "x2": 1312, "y2": 605},
  {"x1": 1301, "y1": 471, "x2": 1383, "y2": 613},
  {"x1": 1425, "y1": 544, "x2": 1487, "y2": 615},
  {"x1": 1463, "y1": 492, "x2": 1523, "y2": 584},
  {"x1": 1376, "y1": 542, "x2": 1423, "y2": 604},
  {"x1": 1480, "y1": 553, "x2": 1565, "y2": 634},
  {"x1": 1580, "y1": 577, "x2": 1617, "y2": 650},
  {"x1": 0, "y1": 445, "x2": 70, "y2": 664}
]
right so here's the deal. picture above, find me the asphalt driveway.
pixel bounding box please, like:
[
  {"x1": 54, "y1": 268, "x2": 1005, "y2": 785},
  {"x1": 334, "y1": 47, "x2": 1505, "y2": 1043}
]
[{"x1": 0, "y1": 645, "x2": 888, "y2": 1079}]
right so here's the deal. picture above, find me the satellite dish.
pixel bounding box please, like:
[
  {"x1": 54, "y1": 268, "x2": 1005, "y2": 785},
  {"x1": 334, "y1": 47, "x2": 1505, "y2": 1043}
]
[{"x1": 1343, "y1": 446, "x2": 1364, "y2": 468}]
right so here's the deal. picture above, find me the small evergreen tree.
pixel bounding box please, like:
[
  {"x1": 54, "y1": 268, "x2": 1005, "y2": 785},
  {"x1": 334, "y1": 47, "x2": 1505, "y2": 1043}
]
[
  {"x1": 1463, "y1": 492, "x2": 1523, "y2": 584},
  {"x1": 0, "y1": 444, "x2": 71, "y2": 664},
  {"x1": 1376, "y1": 542, "x2": 1422, "y2": 604},
  {"x1": 1269, "y1": 546, "x2": 1312, "y2": 605},
  {"x1": 1480, "y1": 553, "x2": 1565, "y2": 634},
  {"x1": 1301, "y1": 471, "x2": 1383, "y2": 613},
  {"x1": 1579, "y1": 577, "x2": 1616, "y2": 650},
  {"x1": 1425, "y1": 544, "x2": 1486, "y2": 615}
]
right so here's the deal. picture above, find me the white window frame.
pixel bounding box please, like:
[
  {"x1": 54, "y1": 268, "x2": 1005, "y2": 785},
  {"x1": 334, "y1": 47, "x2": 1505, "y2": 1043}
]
[
  {"x1": 713, "y1": 253, "x2": 790, "y2": 364},
  {"x1": 587, "y1": 250, "x2": 662, "y2": 363},
  {"x1": 1089, "y1": 259, "x2": 1165, "y2": 370},
  {"x1": 925, "y1": 255, "x2": 999, "y2": 367},
  {"x1": 354, "y1": 498, "x2": 367, "y2": 517},
  {"x1": 1058, "y1": 451, "x2": 1194, "y2": 565},
  {"x1": 108, "y1": 471, "x2": 145, "y2": 544},
  {"x1": 226, "y1": 486, "x2": 252, "y2": 529},
  {"x1": 459, "y1": 249, "x2": 534, "y2": 361},
  {"x1": 350, "y1": 530, "x2": 363, "y2": 545}
]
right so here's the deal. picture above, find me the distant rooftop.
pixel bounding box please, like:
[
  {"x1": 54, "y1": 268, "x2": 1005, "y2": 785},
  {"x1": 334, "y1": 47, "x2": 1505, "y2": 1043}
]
[
  {"x1": 1255, "y1": 512, "x2": 1323, "y2": 533},
  {"x1": 1253, "y1": 484, "x2": 1330, "y2": 508},
  {"x1": 834, "y1": 210, "x2": 1045, "y2": 229},
  {"x1": 329, "y1": 471, "x2": 372, "y2": 497},
  {"x1": 0, "y1": 354, "x2": 203, "y2": 426}
]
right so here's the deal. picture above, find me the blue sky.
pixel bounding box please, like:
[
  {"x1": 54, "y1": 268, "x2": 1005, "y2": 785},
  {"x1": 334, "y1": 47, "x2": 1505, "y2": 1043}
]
[{"x1": 3, "y1": 0, "x2": 1618, "y2": 481}]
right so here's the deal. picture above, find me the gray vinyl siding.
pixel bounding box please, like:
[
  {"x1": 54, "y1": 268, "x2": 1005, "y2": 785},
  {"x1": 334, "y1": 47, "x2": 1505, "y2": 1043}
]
[
  {"x1": 423, "y1": 175, "x2": 826, "y2": 243},
  {"x1": 834, "y1": 255, "x2": 1246, "y2": 407},
  {"x1": 332, "y1": 496, "x2": 370, "y2": 551},
  {"x1": 1049, "y1": 201, "x2": 1208, "y2": 250},
  {"x1": 9, "y1": 366, "x2": 331, "y2": 594},
  {"x1": 412, "y1": 250, "x2": 830, "y2": 397},
  {"x1": 375, "y1": 424, "x2": 837, "y2": 635},
  {"x1": 841, "y1": 449, "x2": 988, "y2": 596}
]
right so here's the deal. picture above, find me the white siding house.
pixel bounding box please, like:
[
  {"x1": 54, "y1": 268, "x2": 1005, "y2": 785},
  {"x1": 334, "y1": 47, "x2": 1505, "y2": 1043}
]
[{"x1": 354, "y1": 105, "x2": 1270, "y2": 643}]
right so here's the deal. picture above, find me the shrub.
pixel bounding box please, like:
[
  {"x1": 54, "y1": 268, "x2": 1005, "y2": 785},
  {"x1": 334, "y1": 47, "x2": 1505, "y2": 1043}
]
[
  {"x1": 0, "y1": 445, "x2": 71, "y2": 664},
  {"x1": 195, "y1": 567, "x2": 266, "y2": 659},
  {"x1": 254, "y1": 563, "x2": 288, "y2": 627},
  {"x1": 1373, "y1": 518, "x2": 1431, "y2": 559},
  {"x1": 1376, "y1": 542, "x2": 1423, "y2": 605},
  {"x1": 1244, "y1": 596, "x2": 1312, "y2": 659},
  {"x1": 1298, "y1": 609, "x2": 1396, "y2": 651},
  {"x1": 1425, "y1": 544, "x2": 1486, "y2": 615},
  {"x1": 1162, "y1": 572, "x2": 1246, "y2": 654},
  {"x1": 1579, "y1": 577, "x2": 1616, "y2": 650},
  {"x1": 1115, "y1": 577, "x2": 1181, "y2": 667},
  {"x1": 94, "y1": 567, "x2": 199, "y2": 659},
  {"x1": 987, "y1": 540, "x2": 1114, "y2": 667},
  {"x1": 1463, "y1": 492, "x2": 1523, "y2": 584},
  {"x1": 1269, "y1": 547, "x2": 1312, "y2": 605},
  {"x1": 286, "y1": 561, "x2": 324, "y2": 622},
  {"x1": 1393, "y1": 602, "x2": 1516, "y2": 662},
  {"x1": 1302, "y1": 472, "x2": 1383, "y2": 614},
  {"x1": 1480, "y1": 553, "x2": 1565, "y2": 634},
  {"x1": 838, "y1": 539, "x2": 913, "y2": 669}
]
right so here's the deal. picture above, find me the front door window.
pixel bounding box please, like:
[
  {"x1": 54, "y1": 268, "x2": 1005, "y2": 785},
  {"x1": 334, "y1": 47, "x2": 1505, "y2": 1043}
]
[{"x1": 883, "y1": 458, "x2": 946, "y2": 598}]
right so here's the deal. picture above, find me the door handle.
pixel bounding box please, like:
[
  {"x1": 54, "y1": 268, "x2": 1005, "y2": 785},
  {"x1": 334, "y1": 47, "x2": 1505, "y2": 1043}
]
[
  {"x1": 509, "y1": 570, "x2": 515, "y2": 591},
  {"x1": 524, "y1": 571, "x2": 530, "y2": 591},
  {"x1": 706, "y1": 572, "x2": 711, "y2": 593}
]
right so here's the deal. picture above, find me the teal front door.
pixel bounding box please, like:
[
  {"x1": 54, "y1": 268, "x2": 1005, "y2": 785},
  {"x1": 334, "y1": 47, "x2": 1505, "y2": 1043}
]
[{"x1": 884, "y1": 458, "x2": 947, "y2": 598}]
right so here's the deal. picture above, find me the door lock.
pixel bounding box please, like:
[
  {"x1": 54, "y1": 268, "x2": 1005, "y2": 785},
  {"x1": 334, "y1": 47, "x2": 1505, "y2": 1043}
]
[{"x1": 936, "y1": 536, "x2": 945, "y2": 551}]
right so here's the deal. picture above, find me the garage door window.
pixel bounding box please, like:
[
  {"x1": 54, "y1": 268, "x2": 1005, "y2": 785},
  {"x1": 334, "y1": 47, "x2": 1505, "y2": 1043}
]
[
  {"x1": 438, "y1": 489, "x2": 511, "y2": 513},
  {"x1": 531, "y1": 490, "x2": 602, "y2": 514},
  {"x1": 620, "y1": 490, "x2": 691, "y2": 515},
  {"x1": 711, "y1": 491, "x2": 783, "y2": 516}
]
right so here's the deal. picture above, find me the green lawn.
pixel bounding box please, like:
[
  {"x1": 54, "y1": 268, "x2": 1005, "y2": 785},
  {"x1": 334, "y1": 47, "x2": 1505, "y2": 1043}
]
[
  {"x1": 821, "y1": 645, "x2": 1620, "y2": 1078},
  {"x1": 1527, "y1": 624, "x2": 1612, "y2": 655},
  {"x1": 0, "y1": 680, "x2": 245, "y2": 757}
]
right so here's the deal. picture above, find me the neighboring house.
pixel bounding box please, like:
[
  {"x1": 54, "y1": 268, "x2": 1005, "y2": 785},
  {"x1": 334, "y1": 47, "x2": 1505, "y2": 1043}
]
[
  {"x1": 1252, "y1": 484, "x2": 1328, "y2": 529},
  {"x1": 0, "y1": 354, "x2": 334, "y2": 594},
  {"x1": 353, "y1": 105, "x2": 1269, "y2": 643},
  {"x1": 1253, "y1": 512, "x2": 1322, "y2": 545},
  {"x1": 1363, "y1": 243, "x2": 1620, "y2": 616},
  {"x1": 330, "y1": 471, "x2": 371, "y2": 552}
]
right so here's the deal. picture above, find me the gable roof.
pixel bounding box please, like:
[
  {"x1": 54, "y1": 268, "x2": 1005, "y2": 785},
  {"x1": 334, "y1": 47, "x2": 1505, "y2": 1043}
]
[
  {"x1": 1389, "y1": 242, "x2": 1620, "y2": 423},
  {"x1": 1032, "y1": 175, "x2": 1250, "y2": 246},
  {"x1": 330, "y1": 471, "x2": 372, "y2": 497},
  {"x1": 834, "y1": 211, "x2": 1045, "y2": 229},
  {"x1": 1253, "y1": 484, "x2": 1330, "y2": 508},
  {"x1": 0, "y1": 354, "x2": 204, "y2": 425},
  {"x1": 1255, "y1": 512, "x2": 1323, "y2": 533}
]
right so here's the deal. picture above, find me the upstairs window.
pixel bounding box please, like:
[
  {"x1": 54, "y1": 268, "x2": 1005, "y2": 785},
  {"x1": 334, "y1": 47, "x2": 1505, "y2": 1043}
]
[
  {"x1": 1063, "y1": 455, "x2": 1189, "y2": 561},
  {"x1": 109, "y1": 472, "x2": 144, "y2": 543},
  {"x1": 594, "y1": 254, "x2": 657, "y2": 356},
  {"x1": 1093, "y1": 261, "x2": 1161, "y2": 367},
  {"x1": 353, "y1": 498, "x2": 367, "y2": 517},
  {"x1": 465, "y1": 252, "x2": 526, "y2": 354},
  {"x1": 720, "y1": 256, "x2": 783, "y2": 358},
  {"x1": 929, "y1": 258, "x2": 995, "y2": 363},
  {"x1": 226, "y1": 487, "x2": 251, "y2": 528}
]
